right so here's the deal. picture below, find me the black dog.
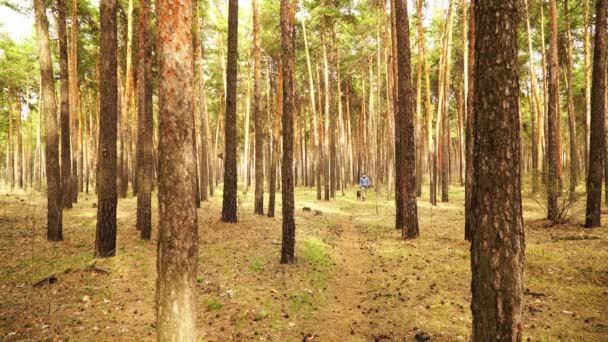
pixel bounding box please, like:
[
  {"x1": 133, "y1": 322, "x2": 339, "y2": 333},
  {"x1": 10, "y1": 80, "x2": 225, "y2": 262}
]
[{"x1": 356, "y1": 190, "x2": 362, "y2": 201}]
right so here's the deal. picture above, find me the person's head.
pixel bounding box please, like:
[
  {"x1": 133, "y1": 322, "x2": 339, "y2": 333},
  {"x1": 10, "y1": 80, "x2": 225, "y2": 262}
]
[{"x1": 362, "y1": 174, "x2": 367, "y2": 178}]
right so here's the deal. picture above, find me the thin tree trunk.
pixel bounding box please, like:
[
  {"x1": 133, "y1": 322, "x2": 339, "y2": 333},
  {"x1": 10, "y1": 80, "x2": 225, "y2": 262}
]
[
  {"x1": 268, "y1": 63, "x2": 282, "y2": 218},
  {"x1": 464, "y1": 0, "x2": 475, "y2": 241},
  {"x1": 302, "y1": 18, "x2": 321, "y2": 201},
  {"x1": 585, "y1": 0, "x2": 607, "y2": 228},
  {"x1": 546, "y1": 0, "x2": 560, "y2": 222},
  {"x1": 221, "y1": 0, "x2": 238, "y2": 223},
  {"x1": 564, "y1": 0, "x2": 578, "y2": 198},
  {"x1": 321, "y1": 16, "x2": 331, "y2": 201},
  {"x1": 280, "y1": 0, "x2": 296, "y2": 263},
  {"x1": 95, "y1": 0, "x2": 118, "y2": 257},
  {"x1": 69, "y1": 0, "x2": 79, "y2": 203},
  {"x1": 33, "y1": 0, "x2": 63, "y2": 241},
  {"x1": 137, "y1": 0, "x2": 153, "y2": 239},
  {"x1": 583, "y1": 0, "x2": 591, "y2": 174},
  {"x1": 253, "y1": 0, "x2": 264, "y2": 214}
]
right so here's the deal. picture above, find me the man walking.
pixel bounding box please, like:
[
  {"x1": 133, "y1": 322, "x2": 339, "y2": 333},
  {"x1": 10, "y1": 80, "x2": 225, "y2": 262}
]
[{"x1": 359, "y1": 173, "x2": 371, "y2": 201}]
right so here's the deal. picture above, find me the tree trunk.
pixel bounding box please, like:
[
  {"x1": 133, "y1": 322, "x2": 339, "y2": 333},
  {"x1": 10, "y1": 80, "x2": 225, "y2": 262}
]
[
  {"x1": 253, "y1": 0, "x2": 264, "y2": 214},
  {"x1": 221, "y1": 0, "x2": 238, "y2": 223},
  {"x1": 57, "y1": 0, "x2": 72, "y2": 208},
  {"x1": 322, "y1": 17, "x2": 331, "y2": 202},
  {"x1": 564, "y1": 0, "x2": 578, "y2": 199},
  {"x1": 546, "y1": 0, "x2": 560, "y2": 222},
  {"x1": 471, "y1": 1, "x2": 524, "y2": 339},
  {"x1": 280, "y1": 0, "x2": 296, "y2": 264},
  {"x1": 156, "y1": 0, "x2": 198, "y2": 339},
  {"x1": 7, "y1": 85, "x2": 14, "y2": 190},
  {"x1": 464, "y1": 0, "x2": 475, "y2": 241},
  {"x1": 69, "y1": 0, "x2": 79, "y2": 203},
  {"x1": 394, "y1": 0, "x2": 419, "y2": 239},
  {"x1": 195, "y1": 3, "x2": 210, "y2": 202},
  {"x1": 34, "y1": 0, "x2": 63, "y2": 241},
  {"x1": 268, "y1": 63, "x2": 282, "y2": 219},
  {"x1": 583, "y1": 0, "x2": 591, "y2": 175},
  {"x1": 95, "y1": 0, "x2": 118, "y2": 258},
  {"x1": 302, "y1": 19, "x2": 321, "y2": 201},
  {"x1": 137, "y1": 0, "x2": 153, "y2": 239},
  {"x1": 585, "y1": 0, "x2": 607, "y2": 228}
]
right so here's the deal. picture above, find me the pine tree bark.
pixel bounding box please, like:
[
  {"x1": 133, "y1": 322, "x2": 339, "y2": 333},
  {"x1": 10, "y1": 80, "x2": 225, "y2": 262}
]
[
  {"x1": 15, "y1": 90, "x2": 23, "y2": 190},
  {"x1": 394, "y1": 0, "x2": 419, "y2": 238},
  {"x1": 7, "y1": 85, "x2": 14, "y2": 189},
  {"x1": 33, "y1": 0, "x2": 63, "y2": 241},
  {"x1": 195, "y1": 2, "x2": 210, "y2": 202},
  {"x1": 221, "y1": 0, "x2": 238, "y2": 223},
  {"x1": 302, "y1": 19, "x2": 322, "y2": 201},
  {"x1": 546, "y1": 0, "x2": 560, "y2": 222},
  {"x1": 156, "y1": 0, "x2": 198, "y2": 338},
  {"x1": 253, "y1": 0, "x2": 264, "y2": 214},
  {"x1": 95, "y1": 0, "x2": 118, "y2": 258},
  {"x1": 585, "y1": 0, "x2": 607, "y2": 228},
  {"x1": 564, "y1": 0, "x2": 578, "y2": 199},
  {"x1": 471, "y1": 1, "x2": 524, "y2": 339},
  {"x1": 268, "y1": 63, "x2": 282, "y2": 219},
  {"x1": 57, "y1": 0, "x2": 72, "y2": 208},
  {"x1": 137, "y1": 0, "x2": 153, "y2": 239},
  {"x1": 583, "y1": 0, "x2": 591, "y2": 174},
  {"x1": 69, "y1": 0, "x2": 79, "y2": 203},
  {"x1": 280, "y1": 0, "x2": 296, "y2": 263}
]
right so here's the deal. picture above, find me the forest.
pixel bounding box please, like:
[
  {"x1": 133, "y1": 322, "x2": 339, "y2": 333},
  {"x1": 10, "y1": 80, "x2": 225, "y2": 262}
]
[{"x1": 0, "y1": 0, "x2": 607, "y2": 340}]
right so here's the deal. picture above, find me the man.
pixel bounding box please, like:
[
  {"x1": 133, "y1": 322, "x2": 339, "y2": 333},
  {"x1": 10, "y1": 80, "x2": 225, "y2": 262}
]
[{"x1": 359, "y1": 173, "x2": 371, "y2": 201}]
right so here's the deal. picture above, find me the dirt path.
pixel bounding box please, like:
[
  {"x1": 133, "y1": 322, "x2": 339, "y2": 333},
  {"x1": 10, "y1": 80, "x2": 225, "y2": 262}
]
[{"x1": 314, "y1": 213, "x2": 373, "y2": 341}]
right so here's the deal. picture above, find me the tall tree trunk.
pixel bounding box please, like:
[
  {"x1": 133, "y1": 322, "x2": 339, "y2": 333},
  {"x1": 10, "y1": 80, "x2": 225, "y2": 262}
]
[
  {"x1": 57, "y1": 0, "x2": 72, "y2": 208},
  {"x1": 95, "y1": 0, "x2": 118, "y2": 258},
  {"x1": 564, "y1": 0, "x2": 578, "y2": 199},
  {"x1": 7, "y1": 85, "x2": 14, "y2": 189},
  {"x1": 583, "y1": 0, "x2": 591, "y2": 175},
  {"x1": 195, "y1": 2, "x2": 210, "y2": 202},
  {"x1": 585, "y1": 0, "x2": 607, "y2": 228},
  {"x1": 546, "y1": 0, "x2": 560, "y2": 222},
  {"x1": 441, "y1": 0, "x2": 454, "y2": 203},
  {"x1": 156, "y1": 0, "x2": 198, "y2": 338},
  {"x1": 253, "y1": 0, "x2": 264, "y2": 214},
  {"x1": 302, "y1": 19, "x2": 321, "y2": 201},
  {"x1": 394, "y1": 0, "x2": 419, "y2": 239},
  {"x1": 33, "y1": 0, "x2": 63, "y2": 241},
  {"x1": 523, "y1": 0, "x2": 542, "y2": 194},
  {"x1": 464, "y1": 0, "x2": 475, "y2": 241},
  {"x1": 280, "y1": 0, "x2": 296, "y2": 263},
  {"x1": 69, "y1": 0, "x2": 79, "y2": 203},
  {"x1": 268, "y1": 63, "x2": 282, "y2": 218},
  {"x1": 118, "y1": 0, "x2": 134, "y2": 198},
  {"x1": 221, "y1": 0, "x2": 238, "y2": 223},
  {"x1": 16, "y1": 90, "x2": 23, "y2": 189},
  {"x1": 322, "y1": 16, "x2": 331, "y2": 201},
  {"x1": 242, "y1": 51, "x2": 251, "y2": 195},
  {"x1": 471, "y1": 1, "x2": 524, "y2": 339},
  {"x1": 137, "y1": 0, "x2": 153, "y2": 239}
]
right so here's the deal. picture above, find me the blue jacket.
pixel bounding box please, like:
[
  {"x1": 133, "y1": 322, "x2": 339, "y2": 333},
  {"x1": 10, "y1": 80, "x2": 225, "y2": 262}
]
[{"x1": 359, "y1": 176, "x2": 370, "y2": 188}]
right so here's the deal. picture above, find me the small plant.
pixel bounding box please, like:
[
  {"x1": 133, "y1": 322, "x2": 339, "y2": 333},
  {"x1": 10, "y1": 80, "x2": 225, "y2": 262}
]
[
  {"x1": 533, "y1": 175, "x2": 584, "y2": 225},
  {"x1": 249, "y1": 259, "x2": 264, "y2": 272},
  {"x1": 205, "y1": 298, "x2": 223, "y2": 311}
]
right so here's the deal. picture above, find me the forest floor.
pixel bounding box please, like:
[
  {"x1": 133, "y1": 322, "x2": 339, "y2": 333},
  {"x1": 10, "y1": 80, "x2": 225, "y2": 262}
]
[{"x1": 0, "y1": 184, "x2": 607, "y2": 341}]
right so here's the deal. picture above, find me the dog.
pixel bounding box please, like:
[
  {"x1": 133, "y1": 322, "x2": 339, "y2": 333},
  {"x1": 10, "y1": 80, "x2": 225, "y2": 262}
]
[{"x1": 357, "y1": 190, "x2": 362, "y2": 201}]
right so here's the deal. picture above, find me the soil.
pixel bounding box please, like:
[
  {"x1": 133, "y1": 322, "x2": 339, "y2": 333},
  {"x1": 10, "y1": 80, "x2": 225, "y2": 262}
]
[{"x1": 0, "y1": 185, "x2": 607, "y2": 341}]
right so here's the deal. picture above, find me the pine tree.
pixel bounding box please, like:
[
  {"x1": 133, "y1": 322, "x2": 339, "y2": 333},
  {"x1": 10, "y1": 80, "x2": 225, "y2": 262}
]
[{"x1": 470, "y1": 0, "x2": 524, "y2": 338}]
